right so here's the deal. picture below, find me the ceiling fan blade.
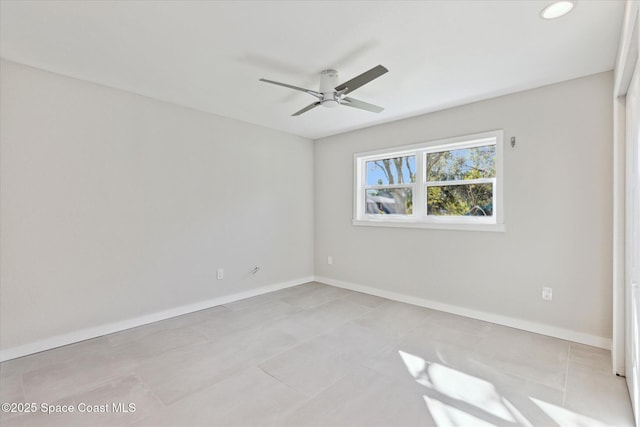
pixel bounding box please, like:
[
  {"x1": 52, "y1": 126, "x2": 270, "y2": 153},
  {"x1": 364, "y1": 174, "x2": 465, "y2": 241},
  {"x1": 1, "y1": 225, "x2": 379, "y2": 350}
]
[
  {"x1": 259, "y1": 78, "x2": 322, "y2": 99},
  {"x1": 292, "y1": 101, "x2": 321, "y2": 116},
  {"x1": 334, "y1": 65, "x2": 388, "y2": 95},
  {"x1": 341, "y1": 97, "x2": 384, "y2": 113}
]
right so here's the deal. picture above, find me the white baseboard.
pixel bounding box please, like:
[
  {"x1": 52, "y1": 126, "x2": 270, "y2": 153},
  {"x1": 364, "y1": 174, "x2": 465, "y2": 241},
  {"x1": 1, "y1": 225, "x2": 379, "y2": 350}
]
[
  {"x1": 2, "y1": 274, "x2": 610, "y2": 362},
  {"x1": 0, "y1": 276, "x2": 313, "y2": 362},
  {"x1": 315, "y1": 276, "x2": 612, "y2": 350}
]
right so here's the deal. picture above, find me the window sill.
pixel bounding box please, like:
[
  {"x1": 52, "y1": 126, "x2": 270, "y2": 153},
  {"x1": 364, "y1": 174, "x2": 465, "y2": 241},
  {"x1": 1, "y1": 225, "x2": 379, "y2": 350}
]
[{"x1": 352, "y1": 219, "x2": 506, "y2": 232}]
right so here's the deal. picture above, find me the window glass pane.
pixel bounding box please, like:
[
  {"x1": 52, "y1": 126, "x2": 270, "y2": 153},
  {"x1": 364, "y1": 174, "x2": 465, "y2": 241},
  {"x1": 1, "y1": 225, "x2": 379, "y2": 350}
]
[
  {"x1": 426, "y1": 145, "x2": 495, "y2": 182},
  {"x1": 365, "y1": 188, "x2": 413, "y2": 215},
  {"x1": 366, "y1": 156, "x2": 416, "y2": 186},
  {"x1": 427, "y1": 183, "x2": 493, "y2": 216}
]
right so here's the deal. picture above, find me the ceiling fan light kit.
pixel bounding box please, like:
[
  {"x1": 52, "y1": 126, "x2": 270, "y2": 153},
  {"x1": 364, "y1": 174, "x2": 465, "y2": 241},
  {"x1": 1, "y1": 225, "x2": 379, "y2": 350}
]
[
  {"x1": 260, "y1": 64, "x2": 388, "y2": 116},
  {"x1": 319, "y1": 69, "x2": 340, "y2": 108}
]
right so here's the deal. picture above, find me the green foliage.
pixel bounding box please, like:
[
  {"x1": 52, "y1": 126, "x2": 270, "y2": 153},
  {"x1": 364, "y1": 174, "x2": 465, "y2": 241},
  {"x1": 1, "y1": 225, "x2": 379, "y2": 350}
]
[
  {"x1": 427, "y1": 145, "x2": 495, "y2": 181},
  {"x1": 426, "y1": 146, "x2": 495, "y2": 216}
]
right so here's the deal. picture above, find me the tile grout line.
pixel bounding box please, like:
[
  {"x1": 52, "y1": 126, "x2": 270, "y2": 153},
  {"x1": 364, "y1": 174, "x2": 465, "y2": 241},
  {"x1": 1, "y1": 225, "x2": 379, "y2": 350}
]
[
  {"x1": 233, "y1": 287, "x2": 369, "y2": 367},
  {"x1": 255, "y1": 365, "x2": 319, "y2": 422},
  {"x1": 132, "y1": 371, "x2": 168, "y2": 410}
]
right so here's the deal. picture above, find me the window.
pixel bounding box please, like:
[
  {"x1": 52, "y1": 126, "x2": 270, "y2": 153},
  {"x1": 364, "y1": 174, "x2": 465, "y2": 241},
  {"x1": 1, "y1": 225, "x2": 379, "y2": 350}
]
[{"x1": 354, "y1": 130, "x2": 504, "y2": 231}]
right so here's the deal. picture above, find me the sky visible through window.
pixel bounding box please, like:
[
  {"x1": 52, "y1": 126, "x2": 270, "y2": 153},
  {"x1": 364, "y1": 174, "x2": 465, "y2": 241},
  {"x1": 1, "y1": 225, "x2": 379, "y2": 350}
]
[{"x1": 366, "y1": 156, "x2": 416, "y2": 186}]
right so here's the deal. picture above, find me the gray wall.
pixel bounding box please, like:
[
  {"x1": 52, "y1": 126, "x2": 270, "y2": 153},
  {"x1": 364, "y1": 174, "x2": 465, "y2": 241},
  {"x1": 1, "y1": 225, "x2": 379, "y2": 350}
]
[
  {"x1": 0, "y1": 60, "x2": 314, "y2": 352},
  {"x1": 314, "y1": 72, "x2": 613, "y2": 342},
  {"x1": 0, "y1": 60, "x2": 614, "y2": 354}
]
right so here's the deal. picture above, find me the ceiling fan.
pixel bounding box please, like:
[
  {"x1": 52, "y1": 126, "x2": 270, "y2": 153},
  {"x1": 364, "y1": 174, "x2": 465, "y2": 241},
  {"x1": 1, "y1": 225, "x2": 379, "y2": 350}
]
[{"x1": 259, "y1": 65, "x2": 388, "y2": 116}]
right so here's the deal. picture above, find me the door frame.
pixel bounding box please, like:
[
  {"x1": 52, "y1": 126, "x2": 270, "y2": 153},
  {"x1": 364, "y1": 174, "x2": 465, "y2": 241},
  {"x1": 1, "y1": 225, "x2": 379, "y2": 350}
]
[{"x1": 613, "y1": 0, "x2": 639, "y2": 378}]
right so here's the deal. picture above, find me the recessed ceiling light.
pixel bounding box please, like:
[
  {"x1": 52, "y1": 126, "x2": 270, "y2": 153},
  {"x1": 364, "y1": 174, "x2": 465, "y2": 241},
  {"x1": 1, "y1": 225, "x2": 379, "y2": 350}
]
[{"x1": 540, "y1": 1, "x2": 575, "y2": 19}]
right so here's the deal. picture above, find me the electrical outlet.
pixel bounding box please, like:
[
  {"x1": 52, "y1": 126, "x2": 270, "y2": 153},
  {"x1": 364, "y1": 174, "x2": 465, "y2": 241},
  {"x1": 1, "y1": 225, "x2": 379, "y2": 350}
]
[
  {"x1": 542, "y1": 287, "x2": 552, "y2": 301},
  {"x1": 217, "y1": 268, "x2": 224, "y2": 280},
  {"x1": 328, "y1": 256, "x2": 333, "y2": 265}
]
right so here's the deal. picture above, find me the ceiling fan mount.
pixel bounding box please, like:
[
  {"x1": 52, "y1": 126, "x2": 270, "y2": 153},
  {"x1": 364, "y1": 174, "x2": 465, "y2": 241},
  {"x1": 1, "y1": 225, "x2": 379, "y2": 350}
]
[{"x1": 260, "y1": 65, "x2": 388, "y2": 116}]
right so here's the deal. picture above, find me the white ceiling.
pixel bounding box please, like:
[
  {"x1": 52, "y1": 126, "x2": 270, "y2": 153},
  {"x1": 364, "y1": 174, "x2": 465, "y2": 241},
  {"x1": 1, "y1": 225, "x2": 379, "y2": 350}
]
[{"x1": 0, "y1": 0, "x2": 625, "y2": 140}]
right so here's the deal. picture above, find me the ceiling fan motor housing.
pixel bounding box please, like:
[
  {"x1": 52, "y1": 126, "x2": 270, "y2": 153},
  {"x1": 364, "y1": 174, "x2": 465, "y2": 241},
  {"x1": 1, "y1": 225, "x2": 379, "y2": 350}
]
[{"x1": 320, "y1": 69, "x2": 340, "y2": 108}]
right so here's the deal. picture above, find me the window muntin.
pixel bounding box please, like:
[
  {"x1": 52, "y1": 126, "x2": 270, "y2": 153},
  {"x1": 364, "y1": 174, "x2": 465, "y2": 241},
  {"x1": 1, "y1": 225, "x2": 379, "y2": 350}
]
[{"x1": 354, "y1": 130, "x2": 503, "y2": 230}]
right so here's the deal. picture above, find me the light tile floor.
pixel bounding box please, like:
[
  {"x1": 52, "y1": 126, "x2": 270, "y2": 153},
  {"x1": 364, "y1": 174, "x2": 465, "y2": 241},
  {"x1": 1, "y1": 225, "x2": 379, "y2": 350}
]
[{"x1": 0, "y1": 282, "x2": 634, "y2": 426}]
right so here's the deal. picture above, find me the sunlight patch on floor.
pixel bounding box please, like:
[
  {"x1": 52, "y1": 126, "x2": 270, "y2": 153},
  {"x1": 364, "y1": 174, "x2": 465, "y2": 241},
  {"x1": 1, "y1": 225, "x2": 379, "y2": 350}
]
[
  {"x1": 530, "y1": 398, "x2": 608, "y2": 427},
  {"x1": 423, "y1": 394, "x2": 496, "y2": 427},
  {"x1": 399, "y1": 350, "x2": 517, "y2": 423},
  {"x1": 398, "y1": 349, "x2": 609, "y2": 427}
]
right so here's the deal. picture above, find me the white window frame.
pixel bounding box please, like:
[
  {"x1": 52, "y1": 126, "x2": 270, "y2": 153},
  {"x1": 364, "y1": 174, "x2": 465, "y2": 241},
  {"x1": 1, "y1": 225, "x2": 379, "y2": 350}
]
[{"x1": 353, "y1": 130, "x2": 504, "y2": 232}]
